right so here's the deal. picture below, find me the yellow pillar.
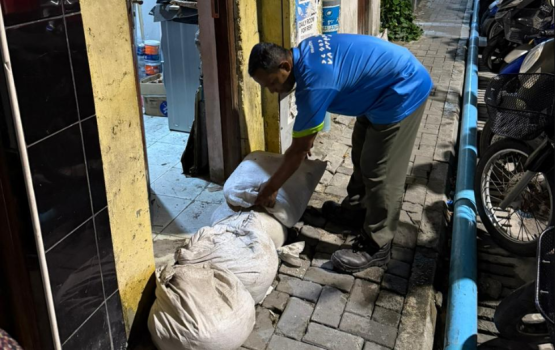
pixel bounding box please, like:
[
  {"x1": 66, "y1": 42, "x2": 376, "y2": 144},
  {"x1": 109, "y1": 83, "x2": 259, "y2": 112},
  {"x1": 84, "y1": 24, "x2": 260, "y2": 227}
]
[
  {"x1": 235, "y1": 0, "x2": 266, "y2": 156},
  {"x1": 80, "y1": 0, "x2": 155, "y2": 334},
  {"x1": 258, "y1": 0, "x2": 295, "y2": 153}
]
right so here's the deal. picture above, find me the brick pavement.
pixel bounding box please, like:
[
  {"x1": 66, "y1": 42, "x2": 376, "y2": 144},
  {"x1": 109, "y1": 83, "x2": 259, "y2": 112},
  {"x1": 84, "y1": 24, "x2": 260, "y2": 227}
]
[{"x1": 241, "y1": 0, "x2": 474, "y2": 348}]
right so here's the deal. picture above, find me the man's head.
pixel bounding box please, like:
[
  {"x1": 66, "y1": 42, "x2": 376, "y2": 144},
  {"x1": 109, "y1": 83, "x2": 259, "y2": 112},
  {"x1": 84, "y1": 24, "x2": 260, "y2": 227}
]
[{"x1": 248, "y1": 42, "x2": 295, "y2": 94}]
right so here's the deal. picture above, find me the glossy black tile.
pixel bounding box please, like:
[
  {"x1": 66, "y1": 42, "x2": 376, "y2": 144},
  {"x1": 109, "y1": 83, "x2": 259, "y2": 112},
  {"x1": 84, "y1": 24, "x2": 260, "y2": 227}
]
[
  {"x1": 82, "y1": 117, "x2": 107, "y2": 212},
  {"x1": 66, "y1": 14, "x2": 95, "y2": 119},
  {"x1": 62, "y1": 303, "x2": 111, "y2": 350},
  {"x1": 95, "y1": 209, "x2": 117, "y2": 296},
  {"x1": 62, "y1": 0, "x2": 80, "y2": 14},
  {"x1": 7, "y1": 18, "x2": 78, "y2": 145},
  {"x1": 27, "y1": 124, "x2": 92, "y2": 249},
  {"x1": 107, "y1": 292, "x2": 127, "y2": 350},
  {"x1": 1, "y1": 0, "x2": 63, "y2": 27},
  {"x1": 46, "y1": 218, "x2": 104, "y2": 343}
]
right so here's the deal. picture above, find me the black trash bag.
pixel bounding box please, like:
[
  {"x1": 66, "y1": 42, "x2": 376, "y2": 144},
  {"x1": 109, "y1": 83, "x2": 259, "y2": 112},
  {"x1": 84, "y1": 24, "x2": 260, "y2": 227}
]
[{"x1": 181, "y1": 85, "x2": 208, "y2": 177}]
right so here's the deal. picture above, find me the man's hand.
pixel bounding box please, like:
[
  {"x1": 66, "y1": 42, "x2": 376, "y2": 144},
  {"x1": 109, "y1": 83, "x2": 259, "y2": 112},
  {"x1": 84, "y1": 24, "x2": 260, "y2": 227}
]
[
  {"x1": 255, "y1": 132, "x2": 318, "y2": 208},
  {"x1": 255, "y1": 181, "x2": 278, "y2": 208}
]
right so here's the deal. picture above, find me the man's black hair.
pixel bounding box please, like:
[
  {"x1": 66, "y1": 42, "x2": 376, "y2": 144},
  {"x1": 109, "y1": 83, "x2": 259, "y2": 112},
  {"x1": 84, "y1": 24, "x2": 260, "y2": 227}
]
[{"x1": 248, "y1": 42, "x2": 289, "y2": 76}]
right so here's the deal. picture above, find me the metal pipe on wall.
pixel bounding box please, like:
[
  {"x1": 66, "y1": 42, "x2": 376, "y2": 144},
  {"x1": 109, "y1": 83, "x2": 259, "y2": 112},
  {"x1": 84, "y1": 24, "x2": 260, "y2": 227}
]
[{"x1": 443, "y1": 0, "x2": 480, "y2": 348}]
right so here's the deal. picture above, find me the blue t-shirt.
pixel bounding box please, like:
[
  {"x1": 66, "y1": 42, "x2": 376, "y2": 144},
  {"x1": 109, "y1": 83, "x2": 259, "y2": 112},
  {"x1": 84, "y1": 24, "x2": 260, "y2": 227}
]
[{"x1": 292, "y1": 34, "x2": 433, "y2": 138}]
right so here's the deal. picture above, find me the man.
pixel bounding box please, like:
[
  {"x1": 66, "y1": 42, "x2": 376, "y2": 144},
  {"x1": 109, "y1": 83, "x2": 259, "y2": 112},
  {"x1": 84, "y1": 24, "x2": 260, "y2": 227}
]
[{"x1": 249, "y1": 34, "x2": 432, "y2": 273}]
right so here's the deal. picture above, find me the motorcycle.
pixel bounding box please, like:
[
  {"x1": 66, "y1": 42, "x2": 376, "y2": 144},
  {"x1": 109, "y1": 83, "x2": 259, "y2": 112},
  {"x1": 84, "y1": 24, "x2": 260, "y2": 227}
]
[
  {"x1": 479, "y1": 33, "x2": 554, "y2": 156},
  {"x1": 475, "y1": 71, "x2": 554, "y2": 256},
  {"x1": 481, "y1": 0, "x2": 553, "y2": 72},
  {"x1": 478, "y1": 227, "x2": 555, "y2": 348}
]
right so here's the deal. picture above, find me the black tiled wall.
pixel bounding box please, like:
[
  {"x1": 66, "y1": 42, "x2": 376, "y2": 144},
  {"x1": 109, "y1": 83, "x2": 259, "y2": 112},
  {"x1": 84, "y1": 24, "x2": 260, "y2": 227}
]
[{"x1": 2, "y1": 0, "x2": 126, "y2": 348}]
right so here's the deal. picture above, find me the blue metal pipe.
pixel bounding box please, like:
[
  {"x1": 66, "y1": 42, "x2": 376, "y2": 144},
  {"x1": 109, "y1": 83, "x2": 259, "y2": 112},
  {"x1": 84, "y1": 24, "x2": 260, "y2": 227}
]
[{"x1": 444, "y1": 0, "x2": 480, "y2": 347}]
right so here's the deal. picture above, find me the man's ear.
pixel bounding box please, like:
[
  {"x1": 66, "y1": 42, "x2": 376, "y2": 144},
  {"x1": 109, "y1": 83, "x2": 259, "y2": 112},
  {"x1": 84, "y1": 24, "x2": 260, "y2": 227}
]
[{"x1": 279, "y1": 60, "x2": 292, "y2": 73}]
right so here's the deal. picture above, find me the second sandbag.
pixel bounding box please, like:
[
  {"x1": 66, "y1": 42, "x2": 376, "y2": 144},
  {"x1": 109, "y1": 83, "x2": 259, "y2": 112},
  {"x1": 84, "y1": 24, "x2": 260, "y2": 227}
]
[{"x1": 175, "y1": 212, "x2": 279, "y2": 303}]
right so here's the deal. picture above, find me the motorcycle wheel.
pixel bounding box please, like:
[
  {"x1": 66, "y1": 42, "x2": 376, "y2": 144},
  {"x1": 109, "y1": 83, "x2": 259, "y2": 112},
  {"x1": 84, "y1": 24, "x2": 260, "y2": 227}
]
[
  {"x1": 494, "y1": 282, "x2": 552, "y2": 342},
  {"x1": 481, "y1": 33, "x2": 515, "y2": 73},
  {"x1": 475, "y1": 139, "x2": 555, "y2": 256}
]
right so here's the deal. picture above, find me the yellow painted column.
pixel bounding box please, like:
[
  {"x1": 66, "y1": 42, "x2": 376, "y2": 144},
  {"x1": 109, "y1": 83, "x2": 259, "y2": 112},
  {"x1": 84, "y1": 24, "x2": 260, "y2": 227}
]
[
  {"x1": 258, "y1": 0, "x2": 286, "y2": 153},
  {"x1": 235, "y1": 0, "x2": 266, "y2": 156},
  {"x1": 80, "y1": 0, "x2": 155, "y2": 335},
  {"x1": 257, "y1": 0, "x2": 297, "y2": 153}
]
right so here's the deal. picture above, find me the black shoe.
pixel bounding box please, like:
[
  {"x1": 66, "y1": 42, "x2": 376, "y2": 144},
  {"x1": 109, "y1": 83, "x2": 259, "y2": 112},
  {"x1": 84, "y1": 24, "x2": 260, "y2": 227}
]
[
  {"x1": 322, "y1": 201, "x2": 365, "y2": 227},
  {"x1": 331, "y1": 237, "x2": 391, "y2": 273}
]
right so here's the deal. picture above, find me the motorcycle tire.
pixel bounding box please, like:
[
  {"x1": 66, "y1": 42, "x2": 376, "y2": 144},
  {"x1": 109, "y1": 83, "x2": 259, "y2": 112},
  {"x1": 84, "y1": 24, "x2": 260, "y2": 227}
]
[
  {"x1": 480, "y1": 11, "x2": 491, "y2": 30},
  {"x1": 481, "y1": 33, "x2": 515, "y2": 73},
  {"x1": 475, "y1": 139, "x2": 555, "y2": 256},
  {"x1": 494, "y1": 282, "x2": 552, "y2": 342}
]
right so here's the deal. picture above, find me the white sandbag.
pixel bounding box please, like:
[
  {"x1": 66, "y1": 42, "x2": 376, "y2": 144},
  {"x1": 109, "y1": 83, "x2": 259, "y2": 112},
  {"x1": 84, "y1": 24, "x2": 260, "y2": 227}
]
[
  {"x1": 223, "y1": 151, "x2": 327, "y2": 228},
  {"x1": 148, "y1": 263, "x2": 255, "y2": 350},
  {"x1": 175, "y1": 213, "x2": 279, "y2": 303},
  {"x1": 210, "y1": 204, "x2": 288, "y2": 248}
]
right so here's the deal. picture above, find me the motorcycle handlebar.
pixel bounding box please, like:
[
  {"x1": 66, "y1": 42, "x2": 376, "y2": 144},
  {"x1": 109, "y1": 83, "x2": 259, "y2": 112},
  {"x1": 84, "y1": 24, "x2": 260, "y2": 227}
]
[{"x1": 524, "y1": 29, "x2": 555, "y2": 39}]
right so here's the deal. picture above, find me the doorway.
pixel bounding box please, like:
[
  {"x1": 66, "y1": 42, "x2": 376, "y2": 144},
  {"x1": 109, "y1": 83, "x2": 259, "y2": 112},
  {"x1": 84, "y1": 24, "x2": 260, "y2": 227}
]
[{"x1": 131, "y1": 1, "x2": 234, "y2": 267}]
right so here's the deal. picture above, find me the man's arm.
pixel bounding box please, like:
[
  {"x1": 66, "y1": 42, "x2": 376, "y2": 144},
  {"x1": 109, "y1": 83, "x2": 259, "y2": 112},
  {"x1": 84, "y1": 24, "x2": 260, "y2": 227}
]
[{"x1": 255, "y1": 132, "x2": 318, "y2": 207}]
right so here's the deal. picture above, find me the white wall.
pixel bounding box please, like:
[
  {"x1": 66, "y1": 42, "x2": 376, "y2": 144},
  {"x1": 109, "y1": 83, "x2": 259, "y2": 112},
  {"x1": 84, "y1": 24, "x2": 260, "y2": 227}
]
[
  {"x1": 340, "y1": 0, "x2": 358, "y2": 34},
  {"x1": 135, "y1": 0, "x2": 161, "y2": 43}
]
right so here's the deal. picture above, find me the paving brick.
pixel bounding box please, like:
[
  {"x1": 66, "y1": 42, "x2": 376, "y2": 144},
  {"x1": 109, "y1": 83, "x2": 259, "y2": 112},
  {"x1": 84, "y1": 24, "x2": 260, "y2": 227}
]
[
  {"x1": 386, "y1": 260, "x2": 412, "y2": 279},
  {"x1": 364, "y1": 342, "x2": 389, "y2": 350},
  {"x1": 312, "y1": 286, "x2": 348, "y2": 328},
  {"x1": 372, "y1": 306, "x2": 402, "y2": 328},
  {"x1": 395, "y1": 249, "x2": 439, "y2": 350},
  {"x1": 267, "y1": 335, "x2": 324, "y2": 350},
  {"x1": 325, "y1": 185, "x2": 348, "y2": 198},
  {"x1": 325, "y1": 155, "x2": 344, "y2": 174},
  {"x1": 393, "y1": 220, "x2": 418, "y2": 249},
  {"x1": 276, "y1": 275, "x2": 322, "y2": 303},
  {"x1": 316, "y1": 232, "x2": 346, "y2": 254},
  {"x1": 262, "y1": 290, "x2": 289, "y2": 313},
  {"x1": 280, "y1": 257, "x2": 311, "y2": 279},
  {"x1": 376, "y1": 290, "x2": 405, "y2": 313},
  {"x1": 478, "y1": 306, "x2": 496, "y2": 320},
  {"x1": 418, "y1": 206, "x2": 446, "y2": 251},
  {"x1": 304, "y1": 267, "x2": 355, "y2": 292},
  {"x1": 478, "y1": 319, "x2": 499, "y2": 334},
  {"x1": 276, "y1": 298, "x2": 314, "y2": 341},
  {"x1": 243, "y1": 308, "x2": 277, "y2": 350},
  {"x1": 404, "y1": 182, "x2": 428, "y2": 205},
  {"x1": 337, "y1": 166, "x2": 354, "y2": 176},
  {"x1": 330, "y1": 173, "x2": 350, "y2": 188},
  {"x1": 339, "y1": 313, "x2": 397, "y2": 349},
  {"x1": 354, "y1": 267, "x2": 384, "y2": 283},
  {"x1": 300, "y1": 225, "x2": 325, "y2": 246},
  {"x1": 320, "y1": 170, "x2": 334, "y2": 186},
  {"x1": 382, "y1": 273, "x2": 409, "y2": 295},
  {"x1": 303, "y1": 322, "x2": 364, "y2": 350},
  {"x1": 391, "y1": 246, "x2": 415, "y2": 264},
  {"x1": 345, "y1": 279, "x2": 380, "y2": 317},
  {"x1": 312, "y1": 252, "x2": 334, "y2": 270}
]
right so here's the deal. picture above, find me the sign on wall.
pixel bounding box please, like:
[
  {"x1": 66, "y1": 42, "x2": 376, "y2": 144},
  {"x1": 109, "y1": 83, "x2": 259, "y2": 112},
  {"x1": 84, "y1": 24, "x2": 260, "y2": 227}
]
[{"x1": 296, "y1": 0, "x2": 319, "y2": 42}]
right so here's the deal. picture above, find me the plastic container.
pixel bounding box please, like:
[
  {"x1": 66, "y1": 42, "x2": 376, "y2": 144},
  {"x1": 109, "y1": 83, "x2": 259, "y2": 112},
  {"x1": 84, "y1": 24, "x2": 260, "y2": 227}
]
[
  {"x1": 136, "y1": 43, "x2": 145, "y2": 56},
  {"x1": 144, "y1": 40, "x2": 161, "y2": 56},
  {"x1": 138, "y1": 55, "x2": 146, "y2": 79},
  {"x1": 145, "y1": 61, "x2": 162, "y2": 76},
  {"x1": 145, "y1": 54, "x2": 161, "y2": 61}
]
